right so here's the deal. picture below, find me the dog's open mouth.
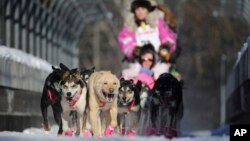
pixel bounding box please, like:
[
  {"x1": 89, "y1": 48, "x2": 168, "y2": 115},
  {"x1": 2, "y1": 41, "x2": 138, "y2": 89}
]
[
  {"x1": 66, "y1": 96, "x2": 72, "y2": 101},
  {"x1": 103, "y1": 91, "x2": 115, "y2": 102},
  {"x1": 122, "y1": 101, "x2": 128, "y2": 106},
  {"x1": 123, "y1": 99, "x2": 132, "y2": 105}
]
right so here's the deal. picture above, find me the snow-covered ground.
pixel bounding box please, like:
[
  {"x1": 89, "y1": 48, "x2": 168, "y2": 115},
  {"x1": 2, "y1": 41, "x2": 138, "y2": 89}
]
[
  {"x1": 0, "y1": 125, "x2": 229, "y2": 141},
  {"x1": 0, "y1": 45, "x2": 52, "y2": 72}
]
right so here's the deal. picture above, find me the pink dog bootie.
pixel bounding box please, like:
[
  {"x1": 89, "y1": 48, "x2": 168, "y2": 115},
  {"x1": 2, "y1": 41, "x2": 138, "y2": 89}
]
[
  {"x1": 65, "y1": 128, "x2": 74, "y2": 136},
  {"x1": 162, "y1": 128, "x2": 177, "y2": 139},
  {"x1": 104, "y1": 126, "x2": 115, "y2": 136},
  {"x1": 121, "y1": 127, "x2": 126, "y2": 135},
  {"x1": 41, "y1": 122, "x2": 51, "y2": 131},
  {"x1": 84, "y1": 130, "x2": 92, "y2": 138},
  {"x1": 127, "y1": 130, "x2": 136, "y2": 137},
  {"x1": 146, "y1": 128, "x2": 156, "y2": 136}
]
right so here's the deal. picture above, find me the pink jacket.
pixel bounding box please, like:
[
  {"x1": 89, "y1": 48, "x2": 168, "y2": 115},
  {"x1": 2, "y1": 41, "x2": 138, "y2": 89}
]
[
  {"x1": 132, "y1": 72, "x2": 155, "y2": 89},
  {"x1": 118, "y1": 19, "x2": 177, "y2": 60}
]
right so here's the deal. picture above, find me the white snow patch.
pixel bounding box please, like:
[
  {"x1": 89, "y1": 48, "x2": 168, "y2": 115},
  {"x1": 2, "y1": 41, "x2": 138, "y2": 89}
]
[
  {"x1": 0, "y1": 46, "x2": 52, "y2": 72},
  {"x1": 0, "y1": 125, "x2": 229, "y2": 141}
]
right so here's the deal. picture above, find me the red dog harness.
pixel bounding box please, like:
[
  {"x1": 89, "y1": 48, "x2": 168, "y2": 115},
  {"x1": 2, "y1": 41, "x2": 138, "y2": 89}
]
[
  {"x1": 128, "y1": 99, "x2": 136, "y2": 111},
  {"x1": 48, "y1": 89, "x2": 60, "y2": 105}
]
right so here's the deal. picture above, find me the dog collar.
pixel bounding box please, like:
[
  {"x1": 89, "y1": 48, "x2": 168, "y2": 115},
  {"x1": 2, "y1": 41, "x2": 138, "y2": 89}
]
[
  {"x1": 128, "y1": 99, "x2": 136, "y2": 111},
  {"x1": 99, "y1": 100, "x2": 106, "y2": 108},
  {"x1": 66, "y1": 88, "x2": 82, "y2": 108}
]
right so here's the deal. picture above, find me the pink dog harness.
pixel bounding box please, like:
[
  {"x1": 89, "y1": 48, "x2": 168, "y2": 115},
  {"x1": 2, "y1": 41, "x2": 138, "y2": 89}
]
[
  {"x1": 128, "y1": 99, "x2": 136, "y2": 111},
  {"x1": 47, "y1": 89, "x2": 60, "y2": 105},
  {"x1": 66, "y1": 89, "x2": 82, "y2": 108}
]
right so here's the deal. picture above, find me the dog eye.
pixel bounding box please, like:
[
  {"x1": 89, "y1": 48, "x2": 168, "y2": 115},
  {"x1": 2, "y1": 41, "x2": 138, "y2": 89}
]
[
  {"x1": 104, "y1": 82, "x2": 108, "y2": 85},
  {"x1": 72, "y1": 84, "x2": 77, "y2": 88},
  {"x1": 127, "y1": 90, "x2": 132, "y2": 93},
  {"x1": 113, "y1": 82, "x2": 117, "y2": 85},
  {"x1": 63, "y1": 85, "x2": 68, "y2": 89}
]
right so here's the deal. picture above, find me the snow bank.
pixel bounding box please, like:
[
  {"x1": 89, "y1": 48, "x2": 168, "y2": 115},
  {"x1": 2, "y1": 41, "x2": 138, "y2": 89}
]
[{"x1": 0, "y1": 46, "x2": 52, "y2": 72}]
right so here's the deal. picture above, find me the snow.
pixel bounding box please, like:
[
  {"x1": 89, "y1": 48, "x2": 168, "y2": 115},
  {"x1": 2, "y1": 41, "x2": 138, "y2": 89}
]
[
  {"x1": 0, "y1": 125, "x2": 229, "y2": 141},
  {"x1": 0, "y1": 46, "x2": 52, "y2": 72},
  {"x1": 234, "y1": 36, "x2": 249, "y2": 67}
]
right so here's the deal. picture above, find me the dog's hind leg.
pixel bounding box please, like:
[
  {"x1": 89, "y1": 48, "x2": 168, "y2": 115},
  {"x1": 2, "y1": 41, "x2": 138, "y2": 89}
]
[
  {"x1": 58, "y1": 122, "x2": 63, "y2": 135},
  {"x1": 52, "y1": 103, "x2": 62, "y2": 125},
  {"x1": 40, "y1": 96, "x2": 51, "y2": 131}
]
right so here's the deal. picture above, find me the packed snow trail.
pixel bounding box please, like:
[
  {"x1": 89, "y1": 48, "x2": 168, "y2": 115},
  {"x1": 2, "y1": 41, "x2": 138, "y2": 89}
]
[{"x1": 0, "y1": 125, "x2": 229, "y2": 141}]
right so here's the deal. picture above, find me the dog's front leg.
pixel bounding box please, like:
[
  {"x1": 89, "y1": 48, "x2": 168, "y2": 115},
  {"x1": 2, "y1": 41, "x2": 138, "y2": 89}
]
[
  {"x1": 89, "y1": 109, "x2": 100, "y2": 137},
  {"x1": 61, "y1": 112, "x2": 70, "y2": 136},
  {"x1": 124, "y1": 112, "x2": 138, "y2": 137},
  {"x1": 103, "y1": 107, "x2": 117, "y2": 136},
  {"x1": 109, "y1": 107, "x2": 118, "y2": 128},
  {"x1": 117, "y1": 113, "x2": 126, "y2": 135},
  {"x1": 75, "y1": 112, "x2": 83, "y2": 136}
]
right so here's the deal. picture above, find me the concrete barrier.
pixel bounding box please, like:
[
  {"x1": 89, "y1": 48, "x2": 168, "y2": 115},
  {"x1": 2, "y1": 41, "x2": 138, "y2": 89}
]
[
  {"x1": 226, "y1": 36, "x2": 250, "y2": 124},
  {"x1": 0, "y1": 46, "x2": 54, "y2": 131}
]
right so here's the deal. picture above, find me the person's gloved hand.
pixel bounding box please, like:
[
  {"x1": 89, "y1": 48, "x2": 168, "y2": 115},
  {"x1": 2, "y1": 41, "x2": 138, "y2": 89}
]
[
  {"x1": 158, "y1": 44, "x2": 171, "y2": 62},
  {"x1": 132, "y1": 46, "x2": 141, "y2": 59}
]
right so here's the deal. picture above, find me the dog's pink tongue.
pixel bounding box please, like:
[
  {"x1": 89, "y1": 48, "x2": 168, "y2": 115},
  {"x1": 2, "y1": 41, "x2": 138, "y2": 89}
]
[{"x1": 104, "y1": 126, "x2": 115, "y2": 136}]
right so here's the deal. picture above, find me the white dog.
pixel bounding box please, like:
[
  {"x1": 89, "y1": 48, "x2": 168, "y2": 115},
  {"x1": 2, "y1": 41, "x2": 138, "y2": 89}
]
[{"x1": 60, "y1": 69, "x2": 87, "y2": 136}]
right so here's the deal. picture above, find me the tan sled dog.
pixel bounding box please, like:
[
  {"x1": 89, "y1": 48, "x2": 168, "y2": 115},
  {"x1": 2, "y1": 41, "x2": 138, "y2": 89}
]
[{"x1": 88, "y1": 71, "x2": 120, "y2": 137}]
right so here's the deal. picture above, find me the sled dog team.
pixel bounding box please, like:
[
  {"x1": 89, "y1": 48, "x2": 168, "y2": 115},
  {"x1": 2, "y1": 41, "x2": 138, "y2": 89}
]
[{"x1": 40, "y1": 63, "x2": 183, "y2": 138}]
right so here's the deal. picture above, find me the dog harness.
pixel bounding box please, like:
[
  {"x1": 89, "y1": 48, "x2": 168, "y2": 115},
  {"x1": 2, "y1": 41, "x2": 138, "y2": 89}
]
[
  {"x1": 128, "y1": 99, "x2": 136, "y2": 111},
  {"x1": 66, "y1": 88, "x2": 82, "y2": 108},
  {"x1": 47, "y1": 89, "x2": 60, "y2": 105},
  {"x1": 99, "y1": 100, "x2": 106, "y2": 108}
]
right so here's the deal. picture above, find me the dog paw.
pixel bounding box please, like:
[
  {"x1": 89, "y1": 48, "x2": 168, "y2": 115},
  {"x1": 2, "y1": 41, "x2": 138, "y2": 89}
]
[
  {"x1": 162, "y1": 128, "x2": 177, "y2": 139},
  {"x1": 84, "y1": 130, "x2": 92, "y2": 138},
  {"x1": 121, "y1": 127, "x2": 126, "y2": 135},
  {"x1": 65, "y1": 128, "x2": 74, "y2": 136},
  {"x1": 146, "y1": 128, "x2": 156, "y2": 136},
  {"x1": 104, "y1": 126, "x2": 115, "y2": 136},
  {"x1": 127, "y1": 130, "x2": 136, "y2": 137},
  {"x1": 41, "y1": 122, "x2": 51, "y2": 131}
]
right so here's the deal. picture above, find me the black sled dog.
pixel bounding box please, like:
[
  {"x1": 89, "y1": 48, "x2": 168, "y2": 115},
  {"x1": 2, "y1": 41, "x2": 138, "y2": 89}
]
[
  {"x1": 40, "y1": 65, "x2": 64, "y2": 132},
  {"x1": 148, "y1": 73, "x2": 183, "y2": 138}
]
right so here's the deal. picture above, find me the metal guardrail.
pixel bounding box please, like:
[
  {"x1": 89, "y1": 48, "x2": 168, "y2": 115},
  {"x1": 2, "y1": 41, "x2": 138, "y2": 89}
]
[
  {"x1": 226, "y1": 37, "x2": 249, "y2": 98},
  {"x1": 0, "y1": 0, "x2": 106, "y2": 68},
  {"x1": 226, "y1": 36, "x2": 250, "y2": 123}
]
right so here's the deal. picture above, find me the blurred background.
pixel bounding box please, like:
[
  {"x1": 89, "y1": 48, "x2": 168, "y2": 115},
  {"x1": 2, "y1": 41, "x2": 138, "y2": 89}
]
[{"x1": 0, "y1": 0, "x2": 249, "y2": 133}]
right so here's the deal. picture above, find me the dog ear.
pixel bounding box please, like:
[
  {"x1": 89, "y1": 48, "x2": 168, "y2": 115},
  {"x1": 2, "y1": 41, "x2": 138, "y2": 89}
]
[
  {"x1": 129, "y1": 79, "x2": 134, "y2": 84},
  {"x1": 52, "y1": 65, "x2": 56, "y2": 70},
  {"x1": 91, "y1": 67, "x2": 95, "y2": 72},
  {"x1": 120, "y1": 78, "x2": 125, "y2": 83},
  {"x1": 59, "y1": 63, "x2": 70, "y2": 71},
  {"x1": 71, "y1": 68, "x2": 78, "y2": 73}
]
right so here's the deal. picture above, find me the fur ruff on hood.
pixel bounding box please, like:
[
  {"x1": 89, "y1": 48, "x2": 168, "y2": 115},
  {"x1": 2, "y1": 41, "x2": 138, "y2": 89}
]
[{"x1": 124, "y1": 8, "x2": 164, "y2": 32}]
